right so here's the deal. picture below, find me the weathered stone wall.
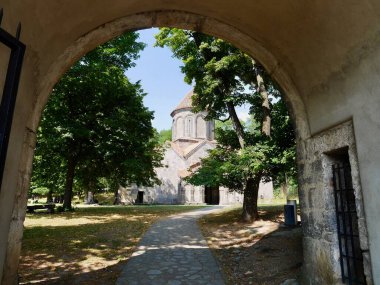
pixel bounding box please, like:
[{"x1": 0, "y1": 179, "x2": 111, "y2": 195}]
[
  {"x1": 129, "y1": 142, "x2": 248, "y2": 205},
  {"x1": 299, "y1": 121, "x2": 372, "y2": 285}
]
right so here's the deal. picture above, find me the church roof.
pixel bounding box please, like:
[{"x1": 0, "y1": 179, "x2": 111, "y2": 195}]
[
  {"x1": 170, "y1": 139, "x2": 216, "y2": 160},
  {"x1": 170, "y1": 89, "x2": 194, "y2": 117}
]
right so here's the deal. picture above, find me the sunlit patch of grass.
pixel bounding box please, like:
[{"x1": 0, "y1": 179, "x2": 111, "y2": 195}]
[{"x1": 20, "y1": 205, "x2": 206, "y2": 284}]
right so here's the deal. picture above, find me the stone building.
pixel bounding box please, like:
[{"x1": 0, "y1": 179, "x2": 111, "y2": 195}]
[{"x1": 119, "y1": 90, "x2": 273, "y2": 205}]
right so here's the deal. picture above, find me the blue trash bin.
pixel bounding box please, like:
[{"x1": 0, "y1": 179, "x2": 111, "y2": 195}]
[{"x1": 284, "y1": 204, "x2": 296, "y2": 226}]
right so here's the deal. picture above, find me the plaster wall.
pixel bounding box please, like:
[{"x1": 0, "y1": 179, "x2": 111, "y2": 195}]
[
  {"x1": 0, "y1": 48, "x2": 38, "y2": 284},
  {"x1": 303, "y1": 40, "x2": 380, "y2": 283}
]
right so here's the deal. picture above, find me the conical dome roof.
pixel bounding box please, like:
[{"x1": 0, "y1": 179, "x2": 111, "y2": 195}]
[{"x1": 170, "y1": 89, "x2": 194, "y2": 117}]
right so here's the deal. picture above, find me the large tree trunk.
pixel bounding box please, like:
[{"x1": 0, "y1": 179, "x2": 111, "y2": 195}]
[
  {"x1": 63, "y1": 156, "x2": 76, "y2": 210},
  {"x1": 240, "y1": 60, "x2": 273, "y2": 222},
  {"x1": 252, "y1": 60, "x2": 271, "y2": 137},
  {"x1": 113, "y1": 186, "x2": 121, "y2": 205},
  {"x1": 281, "y1": 173, "x2": 289, "y2": 198},
  {"x1": 84, "y1": 180, "x2": 95, "y2": 204},
  {"x1": 242, "y1": 176, "x2": 261, "y2": 222},
  {"x1": 226, "y1": 101, "x2": 246, "y2": 149},
  {"x1": 46, "y1": 189, "x2": 53, "y2": 203},
  {"x1": 84, "y1": 191, "x2": 95, "y2": 204}
]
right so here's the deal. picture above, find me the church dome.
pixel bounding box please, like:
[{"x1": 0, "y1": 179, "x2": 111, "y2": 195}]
[
  {"x1": 171, "y1": 90, "x2": 215, "y2": 141},
  {"x1": 170, "y1": 89, "x2": 194, "y2": 117}
]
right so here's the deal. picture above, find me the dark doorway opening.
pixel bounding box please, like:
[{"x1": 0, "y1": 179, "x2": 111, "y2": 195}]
[
  {"x1": 205, "y1": 186, "x2": 219, "y2": 205},
  {"x1": 331, "y1": 149, "x2": 366, "y2": 285},
  {"x1": 136, "y1": 191, "x2": 144, "y2": 204}
]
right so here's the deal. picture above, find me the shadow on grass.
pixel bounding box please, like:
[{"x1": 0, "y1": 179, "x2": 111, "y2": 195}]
[
  {"x1": 20, "y1": 261, "x2": 125, "y2": 285},
  {"x1": 26, "y1": 205, "x2": 207, "y2": 220},
  {"x1": 20, "y1": 205, "x2": 207, "y2": 284}
]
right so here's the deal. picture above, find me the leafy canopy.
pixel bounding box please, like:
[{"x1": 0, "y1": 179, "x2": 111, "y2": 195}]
[{"x1": 31, "y1": 32, "x2": 162, "y2": 201}]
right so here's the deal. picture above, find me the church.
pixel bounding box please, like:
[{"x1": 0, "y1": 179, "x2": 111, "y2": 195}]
[{"x1": 119, "y1": 90, "x2": 273, "y2": 205}]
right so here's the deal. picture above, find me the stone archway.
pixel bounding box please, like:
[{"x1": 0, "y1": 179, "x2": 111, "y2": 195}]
[
  {"x1": 1, "y1": 3, "x2": 378, "y2": 284},
  {"x1": 2, "y1": 11, "x2": 309, "y2": 284}
]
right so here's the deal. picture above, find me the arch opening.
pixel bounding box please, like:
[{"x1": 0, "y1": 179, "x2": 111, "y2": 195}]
[{"x1": 5, "y1": 9, "x2": 314, "y2": 285}]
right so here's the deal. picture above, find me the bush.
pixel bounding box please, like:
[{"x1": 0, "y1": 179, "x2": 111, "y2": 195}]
[{"x1": 31, "y1": 187, "x2": 50, "y2": 196}]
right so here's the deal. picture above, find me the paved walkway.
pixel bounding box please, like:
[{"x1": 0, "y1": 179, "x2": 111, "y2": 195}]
[{"x1": 116, "y1": 206, "x2": 226, "y2": 285}]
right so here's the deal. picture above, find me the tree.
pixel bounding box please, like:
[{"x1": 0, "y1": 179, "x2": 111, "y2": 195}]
[
  {"x1": 156, "y1": 28, "x2": 295, "y2": 222},
  {"x1": 32, "y1": 32, "x2": 163, "y2": 210},
  {"x1": 187, "y1": 99, "x2": 295, "y2": 207},
  {"x1": 157, "y1": 128, "x2": 172, "y2": 145}
]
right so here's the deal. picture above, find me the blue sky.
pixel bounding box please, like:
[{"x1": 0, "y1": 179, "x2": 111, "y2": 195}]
[
  {"x1": 125, "y1": 28, "x2": 250, "y2": 131},
  {"x1": 125, "y1": 28, "x2": 192, "y2": 131}
]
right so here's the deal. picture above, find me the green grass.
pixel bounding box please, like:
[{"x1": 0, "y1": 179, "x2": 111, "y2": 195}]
[
  {"x1": 199, "y1": 204, "x2": 284, "y2": 226},
  {"x1": 20, "y1": 205, "x2": 207, "y2": 284}
]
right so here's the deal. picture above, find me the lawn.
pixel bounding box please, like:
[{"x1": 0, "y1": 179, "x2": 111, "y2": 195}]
[{"x1": 20, "y1": 205, "x2": 206, "y2": 285}]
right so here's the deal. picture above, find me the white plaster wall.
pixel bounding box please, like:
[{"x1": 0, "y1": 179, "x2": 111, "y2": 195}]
[{"x1": 304, "y1": 42, "x2": 380, "y2": 282}]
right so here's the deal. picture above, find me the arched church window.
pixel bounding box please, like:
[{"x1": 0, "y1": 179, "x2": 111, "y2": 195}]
[
  {"x1": 185, "y1": 116, "x2": 193, "y2": 137},
  {"x1": 176, "y1": 117, "x2": 184, "y2": 138}
]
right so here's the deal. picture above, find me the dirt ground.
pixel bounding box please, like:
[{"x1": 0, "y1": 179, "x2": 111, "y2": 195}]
[{"x1": 199, "y1": 205, "x2": 303, "y2": 285}]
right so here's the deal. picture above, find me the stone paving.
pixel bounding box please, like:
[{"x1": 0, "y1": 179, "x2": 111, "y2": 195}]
[{"x1": 116, "y1": 206, "x2": 226, "y2": 285}]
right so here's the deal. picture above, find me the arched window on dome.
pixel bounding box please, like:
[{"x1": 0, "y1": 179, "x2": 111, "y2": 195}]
[
  {"x1": 176, "y1": 117, "x2": 184, "y2": 138},
  {"x1": 185, "y1": 116, "x2": 193, "y2": 137}
]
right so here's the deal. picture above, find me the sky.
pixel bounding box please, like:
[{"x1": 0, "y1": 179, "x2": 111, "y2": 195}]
[{"x1": 125, "y1": 28, "x2": 250, "y2": 131}]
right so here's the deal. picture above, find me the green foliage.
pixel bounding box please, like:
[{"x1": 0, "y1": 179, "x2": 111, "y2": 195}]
[
  {"x1": 155, "y1": 29, "x2": 254, "y2": 121},
  {"x1": 30, "y1": 187, "x2": 50, "y2": 196},
  {"x1": 156, "y1": 28, "x2": 297, "y2": 198},
  {"x1": 31, "y1": 32, "x2": 163, "y2": 205},
  {"x1": 187, "y1": 136, "x2": 276, "y2": 190},
  {"x1": 157, "y1": 128, "x2": 172, "y2": 145}
]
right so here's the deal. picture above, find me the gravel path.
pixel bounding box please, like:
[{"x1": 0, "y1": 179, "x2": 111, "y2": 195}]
[{"x1": 116, "y1": 206, "x2": 226, "y2": 285}]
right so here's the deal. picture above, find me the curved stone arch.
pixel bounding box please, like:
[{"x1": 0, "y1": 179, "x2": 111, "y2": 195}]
[
  {"x1": 195, "y1": 114, "x2": 206, "y2": 139},
  {"x1": 5, "y1": 10, "x2": 312, "y2": 283},
  {"x1": 30, "y1": 10, "x2": 310, "y2": 141},
  {"x1": 175, "y1": 115, "x2": 185, "y2": 139}
]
